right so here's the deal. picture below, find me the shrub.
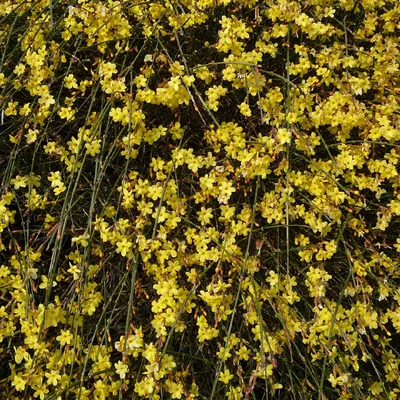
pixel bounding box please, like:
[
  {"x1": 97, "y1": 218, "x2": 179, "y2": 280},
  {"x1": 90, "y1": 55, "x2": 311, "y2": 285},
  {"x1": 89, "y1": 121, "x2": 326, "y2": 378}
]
[{"x1": 1, "y1": 0, "x2": 400, "y2": 398}]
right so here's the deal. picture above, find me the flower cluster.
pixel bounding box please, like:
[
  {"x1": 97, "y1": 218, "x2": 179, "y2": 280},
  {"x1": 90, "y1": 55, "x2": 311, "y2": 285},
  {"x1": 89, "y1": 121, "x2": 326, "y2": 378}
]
[{"x1": 1, "y1": 0, "x2": 400, "y2": 398}]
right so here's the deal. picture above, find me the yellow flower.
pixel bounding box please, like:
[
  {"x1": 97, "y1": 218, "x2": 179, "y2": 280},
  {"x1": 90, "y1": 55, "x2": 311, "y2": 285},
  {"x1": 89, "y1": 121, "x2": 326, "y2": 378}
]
[
  {"x1": 116, "y1": 237, "x2": 132, "y2": 257},
  {"x1": 12, "y1": 373, "x2": 26, "y2": 391},
  {"x1": 165, "y1": 380, "x2": 184, "y2": 399},
  {"x1": 218, "y1": 180, "x2": 236, "y2": 204},
  {"x1": 85, "y1": 139, "x2": 101, "y2": 156},
  {"x1": 19, "y1": 103, "x2": 32, "y2": 116},
  {"x1": 10, "y1": 175, "x2": 29, "y2": 189},
  {"x1": 71, "y1": 233, "x2": 90, "y2": 247},
  {"x1": 67, "y1": 263, "x2": 81, "y2": 280},
  {"x1": 5, "y1": 100, "x2": 18, "y2": 116},
  {"x1": 39, "y1": 275, "x2": 57, "y2": 289},
  {"x1": 53, "y1": 183, "x2": 66, "y2": 195},
  {"x1": 33, "y1": 382, "x2": 49, "y2": 400},
  {"x1": 14, "y1": 346, "x2": 29, "y2": 364},
  {"x1": 197, "y1": 206, "x2": 213, "y2": 226},
  {"x1": 115, "y1": 360, "x2": 129, "y2": 379},
  {"x1": 56, "y1": 329, "x2": 73, "y2": 345},
  {"x1": 13, "y1": 63, "x2": 26, "y2": 76},
  {"x1": 219, "y1": 368, "x2": 234, "y2": 384},
  {"x1": 26, "y1": 128, "x2": 39, "y2": 144},
  {"x1": 196, "y1": 66, "x2": 215, "y2": 84},
  {"x1": 238, "y1": 102, "x2": 251, "y2": 116},
  {"x1": 277, "y1": 128, "x2": 291, "y2": 144},
  {"x1": 58, "y1": 106, "x2": 75, "y2": 121},
  {"x1": 99, "y1": 61, "x2": 117, "y2": 79},
  {"x1": 236, "y1": 345, "x2": 250, "y2": 360},
  {"x1": 0, "y1": 72, "x2": 7, "y2": 87},
  {"x1": 45, "y1": 370, "x2": 61, "y2": 386},
  {"x1": 39, "y1": 92, "x2": 55, "y2": 107},
  {"x1": 64, "y1": 73, "x2": 78, "y2": 89}
]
